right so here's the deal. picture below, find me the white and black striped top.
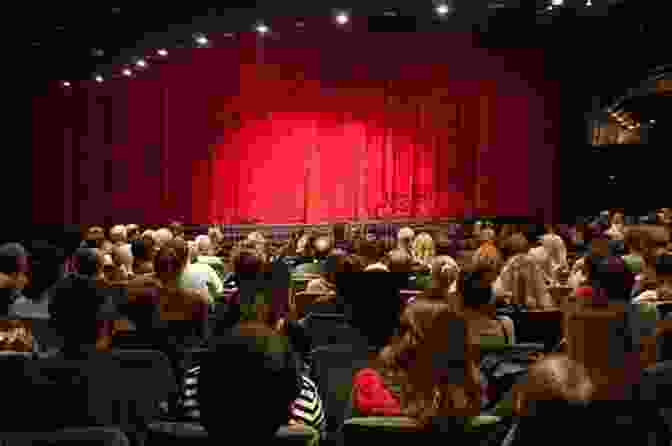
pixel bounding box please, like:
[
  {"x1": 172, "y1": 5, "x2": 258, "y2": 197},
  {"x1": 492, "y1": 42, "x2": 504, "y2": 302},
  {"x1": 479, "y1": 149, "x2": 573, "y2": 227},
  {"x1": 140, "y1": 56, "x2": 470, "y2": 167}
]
[{"x1": 290, "y1": 374, "x2": 326, "y2": 433}]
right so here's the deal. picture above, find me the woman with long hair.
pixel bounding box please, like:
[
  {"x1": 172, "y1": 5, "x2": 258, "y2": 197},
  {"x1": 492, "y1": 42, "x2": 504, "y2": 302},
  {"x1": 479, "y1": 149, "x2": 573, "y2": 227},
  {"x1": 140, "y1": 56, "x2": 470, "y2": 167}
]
[{"x1": 352, "y1": 300, "x2": 480, "y2": 431}]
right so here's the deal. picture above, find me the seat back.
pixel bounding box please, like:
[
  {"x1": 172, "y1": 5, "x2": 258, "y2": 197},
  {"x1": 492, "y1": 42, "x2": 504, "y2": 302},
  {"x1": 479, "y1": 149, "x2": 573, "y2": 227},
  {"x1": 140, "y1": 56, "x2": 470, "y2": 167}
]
[
  {"x1": 0, "y1": 427, "x2": 131, "y2": 446},
  {"x1": 310, "y1": 344, "x2": 377, "y2": 433},
  {"x1": 301, "y1": 313, "x2": 348, "y2": 348}
]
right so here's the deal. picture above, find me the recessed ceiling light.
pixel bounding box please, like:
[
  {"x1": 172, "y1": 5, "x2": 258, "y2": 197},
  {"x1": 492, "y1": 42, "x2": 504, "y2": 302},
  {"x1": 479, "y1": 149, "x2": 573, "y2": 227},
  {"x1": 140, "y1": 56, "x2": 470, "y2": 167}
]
[{"x1": 157, "y1": 49, "x2": 168, "y2": 56}]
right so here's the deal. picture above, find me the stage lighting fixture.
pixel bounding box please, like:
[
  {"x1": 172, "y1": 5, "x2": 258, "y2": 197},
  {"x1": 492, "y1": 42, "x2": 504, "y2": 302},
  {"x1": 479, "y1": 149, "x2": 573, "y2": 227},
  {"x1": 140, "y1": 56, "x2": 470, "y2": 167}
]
[
  {"x1": 335, "y1": 12, "x2": 349, "y2": 25},
  {"x1": 256, "y1": 24, "x2": 269, "y2": 34},
  {"x1": 157, "y1": 49, "x2": 168, "y2": 56},
  {"x1": 62, "y1": 81, "x2": 71, "y2": 87},
  {"x1": 195, "y1": 35, "x2": 208, "y2": 46},
  {"x1": 551, "y1": 0, "x2": 564, "y2": 6},
  {"x1": 650, "y1": 119, "x2": 656, "y2": 124},
  {"x1": 122, "y1": 68, "x2": 132, "y2": 77},
  {"x1": 95, "y1": 75, "x2": 104, "y2": 83},
  {"x1": 586, "y1": 0, "x2": 592, "y2": 6},
  {"x1": 436, "y1": 3, "x2": 450, "y2": 16},
  {"x1": 136, "y1": 59, "x2": 147, "y2": 68}
]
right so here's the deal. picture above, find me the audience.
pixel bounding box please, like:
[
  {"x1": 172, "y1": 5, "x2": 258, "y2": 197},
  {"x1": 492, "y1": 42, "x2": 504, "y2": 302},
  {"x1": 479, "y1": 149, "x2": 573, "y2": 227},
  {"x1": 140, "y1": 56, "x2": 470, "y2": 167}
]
[{"x1": 2, "y1": 212, "x2": 670, "y2": 442}]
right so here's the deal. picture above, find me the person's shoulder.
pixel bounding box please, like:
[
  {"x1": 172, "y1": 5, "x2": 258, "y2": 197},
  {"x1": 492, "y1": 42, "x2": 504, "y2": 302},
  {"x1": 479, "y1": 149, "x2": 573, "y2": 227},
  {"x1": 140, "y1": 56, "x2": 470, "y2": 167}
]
[{"x1": 633, "y1": 290, "x2": 658, "y2": 303}]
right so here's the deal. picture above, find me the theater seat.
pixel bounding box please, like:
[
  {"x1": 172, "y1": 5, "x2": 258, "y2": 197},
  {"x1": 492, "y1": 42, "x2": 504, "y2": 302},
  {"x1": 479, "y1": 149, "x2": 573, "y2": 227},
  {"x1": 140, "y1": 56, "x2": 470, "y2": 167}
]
[{"x1": 0, "y1": 427, "x2": 131, "y2": 446}]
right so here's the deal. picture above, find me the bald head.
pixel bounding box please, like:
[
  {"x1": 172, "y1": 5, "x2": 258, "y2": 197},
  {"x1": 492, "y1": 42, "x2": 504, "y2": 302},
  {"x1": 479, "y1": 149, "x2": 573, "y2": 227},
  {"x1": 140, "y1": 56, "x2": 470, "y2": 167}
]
[{"x1": 314, "y1": 236, "x2": 331, "y2": 255}]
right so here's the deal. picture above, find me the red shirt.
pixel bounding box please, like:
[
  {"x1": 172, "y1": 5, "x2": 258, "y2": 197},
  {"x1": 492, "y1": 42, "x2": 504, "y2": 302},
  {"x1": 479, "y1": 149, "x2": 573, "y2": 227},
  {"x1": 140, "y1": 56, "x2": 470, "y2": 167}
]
[{"x1": 352, "y1": 368, "x2": 402, "y2": 416}]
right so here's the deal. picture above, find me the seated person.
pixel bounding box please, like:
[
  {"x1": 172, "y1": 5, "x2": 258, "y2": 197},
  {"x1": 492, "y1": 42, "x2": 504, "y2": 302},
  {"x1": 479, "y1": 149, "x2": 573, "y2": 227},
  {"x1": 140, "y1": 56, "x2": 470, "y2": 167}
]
[
  {"x1": 633, "y1": 253, "x2": 672, "y2": 302},
  {"x1": 130, "y1": 238, "x2": 155, "y2": 275},
  {"x1": 419, "y1": 256, "x2": 460, "y2": 304},
  {"x1": 493, "y1": 233, "x2": 554, "y2": 309},
  {"x1": 472, "y1": 228, "x2": 503, "y2": 274},
  {"x1": 459, "y1": 264, "x2": 515, "y2": 345},
  {"x1": 411, "y1": 232, "x2": 436, "y2": 271},
  {"x1": 305, "y1": 252, "x2": 339, "y2": 295},
  {"x1": 352, "y1": 301, "x2": 480, "y2": 432},
  {"x1": 184, "y1": 242, "x2": 224, "y2": 304},
  {"x1": 199, "y1": 322, "x2": 324, "y2": 444},
  {"x1": 193, "y1": 235, "x2": 226, "y2": 277}
]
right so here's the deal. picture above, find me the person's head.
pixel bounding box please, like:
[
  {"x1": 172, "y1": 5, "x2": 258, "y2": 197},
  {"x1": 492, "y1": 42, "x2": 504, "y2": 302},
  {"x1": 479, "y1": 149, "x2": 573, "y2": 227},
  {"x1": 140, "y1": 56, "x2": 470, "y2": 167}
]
[
  {"x1": 508, "y1": 233, "x2": 529, "y2": 256},
  {"x1": 200, "y1": 322, "x2": 300, "y2": 443},
  {"x1": 154, "y1": 228, "x2": 174, "y2": 249},
  {"x1": 109, "y1": 225, "x2": 127, "y2": 246},
  {"x1": 654, "y1": 253, "x2": 672, "y2": 298},
  {"x1": 72, "y1": 247, "x2": 103, "y2": 278},
  {"x1": 514, "y1": 353, "x2": 593, "y2": 418},
  {"x1": 314, "y1": 236, "x2": 332, "y2": 258},
  {"x1": 610, "y1": 211, "x2": 625, "y2": 226},
  {"x1": 590, "y1": 256, "x2": 632, "y2": 303},
  {"x1": 411, "y1": 232, "x2": 436, "y2": 264},
  {"x1": 333, "y1": 222, "x2": 347, "y2": 241},
  {"x1": 169, "y1": 221, "x2": 185, "y2": 239},
  {"x1": 247, "y1": 231, "x2": 266, "y2": 250},
  {"x1": 99, "y1": 239, "x2": 114, "y2": 255},
  {"x1": 131, "y1": 237, "x2": 154, "y2": 262},
  {"x1": 195, "y1": 235, "x2": 214, "y2": 256},
  {"x1": 208, "y1": 226, "x2": 224, "y2": 248},
  {"x1": 84, "y1": 226, "x2": 105, "y2": 249},
  {"x1": 430, "y1": 256, "x2": 460, "y2": 292},
  {"x1": 109, "y1": 245, "x2": 133, "y2": 281},
  {"x1": 232, "y1": 241, "x2": 266, "y2": 275},
  {"x1": 387, "y1": 248, "x2": 412, "y2": 273},
  {"x1": 478, "y1": 228, "x2": 496, "y2": 245},
  {"x1": 457, "y1": 264, "x2": 498, "y2": 312},
  {"x1": 126, "y1": 224, "x2": 140, "y2": 242},
  {"x1": 49, "y1": 273, "x2": 120, "y2": 351},
  {"x1": 381, "y1": 301, "x2": 479, "y2": 425},
  {"x1": 154, "y1": 239, "x2": 190, "y2": 281},
  {"x1": 0, "y1": 243, "x2": 30, "y2": 303},
  {"x1": 296, "y1": 233, "x2": 316, "y2": 257},
  {"x1": 398, "y1": 227, "x2": 415, "y2": 249}
]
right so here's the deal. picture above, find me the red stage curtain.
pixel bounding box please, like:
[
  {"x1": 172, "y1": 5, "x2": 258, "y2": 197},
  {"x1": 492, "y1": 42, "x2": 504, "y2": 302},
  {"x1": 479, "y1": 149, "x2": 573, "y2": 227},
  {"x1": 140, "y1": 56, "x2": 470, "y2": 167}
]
[{"x1": 31, "y1": 29, "x2": 560, "y2": 225}]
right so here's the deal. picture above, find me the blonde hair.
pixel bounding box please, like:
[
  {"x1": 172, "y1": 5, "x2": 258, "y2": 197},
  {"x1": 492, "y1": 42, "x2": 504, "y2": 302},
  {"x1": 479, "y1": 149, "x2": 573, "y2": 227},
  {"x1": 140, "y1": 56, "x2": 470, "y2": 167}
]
[
  {"x1": 398, "y1": 227, "x2": 415, "y2": 242},
  {"x1": 412, "y1": 232, "x2": 436, "y2": 266}
]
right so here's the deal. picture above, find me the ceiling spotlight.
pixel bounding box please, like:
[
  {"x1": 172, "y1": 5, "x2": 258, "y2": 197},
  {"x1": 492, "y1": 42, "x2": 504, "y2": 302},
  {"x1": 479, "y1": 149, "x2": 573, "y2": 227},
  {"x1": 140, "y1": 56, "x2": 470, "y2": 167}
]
[
  {"x1": 256, "y1": 24, "x2": 269, "y2": 34},
  {"x1": 609, "y1": 176, "x2": 616, "y2": 180},
  {"x1": 136, "y1": 59, "x2": 147, "y2": 68},
  {"x1": 62, "y1": 81, "x2": 71, "y2": 87},
  {"x1": 586, "y1": 0, "x2": 592, "y2": 6},
  {"x1": 95, "y1": 75, "x2": 104, "y2": 83},
  {"x1": 157, "y1": 48, "x2": 168, "y2": 56},
  {"x1": 551, "y1": 0, "x2": 564, "y2": 6},
  {"x1": 436, "y1": 3, "x2": 451, "y2": 16},
  {"x1": 335, "y1": 12, "x2": 349, "y2": 25},
  {"x1": 122, "y1": 68, "x2": 132, "y2": 77},
  {"x1": 650, "y1": 119, "x2": 656, "y2": 124},
  {"x1": 195, "y1": 35, "x2": 208, "y2": 46}
]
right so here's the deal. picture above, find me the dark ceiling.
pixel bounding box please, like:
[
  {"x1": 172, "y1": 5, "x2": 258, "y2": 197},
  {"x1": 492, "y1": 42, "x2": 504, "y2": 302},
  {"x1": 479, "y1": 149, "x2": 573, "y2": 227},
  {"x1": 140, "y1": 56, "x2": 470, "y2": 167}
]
[{"x1": 25, "y1": 1, "x2": 668, "y2": 107}]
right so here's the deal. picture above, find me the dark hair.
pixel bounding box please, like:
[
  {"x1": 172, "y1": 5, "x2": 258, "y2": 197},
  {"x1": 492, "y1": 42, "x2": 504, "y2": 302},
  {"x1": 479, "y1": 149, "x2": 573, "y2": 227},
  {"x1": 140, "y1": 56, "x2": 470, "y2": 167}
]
[
  {"x1": 154, "y1": 239, "x2": 189, "y2": 279},
  {"x1": 200, "y1": 322, "x2": 300, "y2": 442},
  {"x1": 333, "y1": 222, "x2": 347, "y2": 241},
  {"x1": 458, "y1": 264, "x2": 497, "y2": 308},
  {"x1": 73, "y1": 247, "x2": 99, "y2": 276},
  {"x1": 624, "y1": 229, "x2": 650, "y2": 253},
  {"x1": 49, "y1": 274, "x2": 113, "y2": 346},
  {"x1": 130, "y1": 238, "x2": 153, "y2": 261},
  {"x1": 590, "y1": 256, "x2": 633, "y2": 302}
]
